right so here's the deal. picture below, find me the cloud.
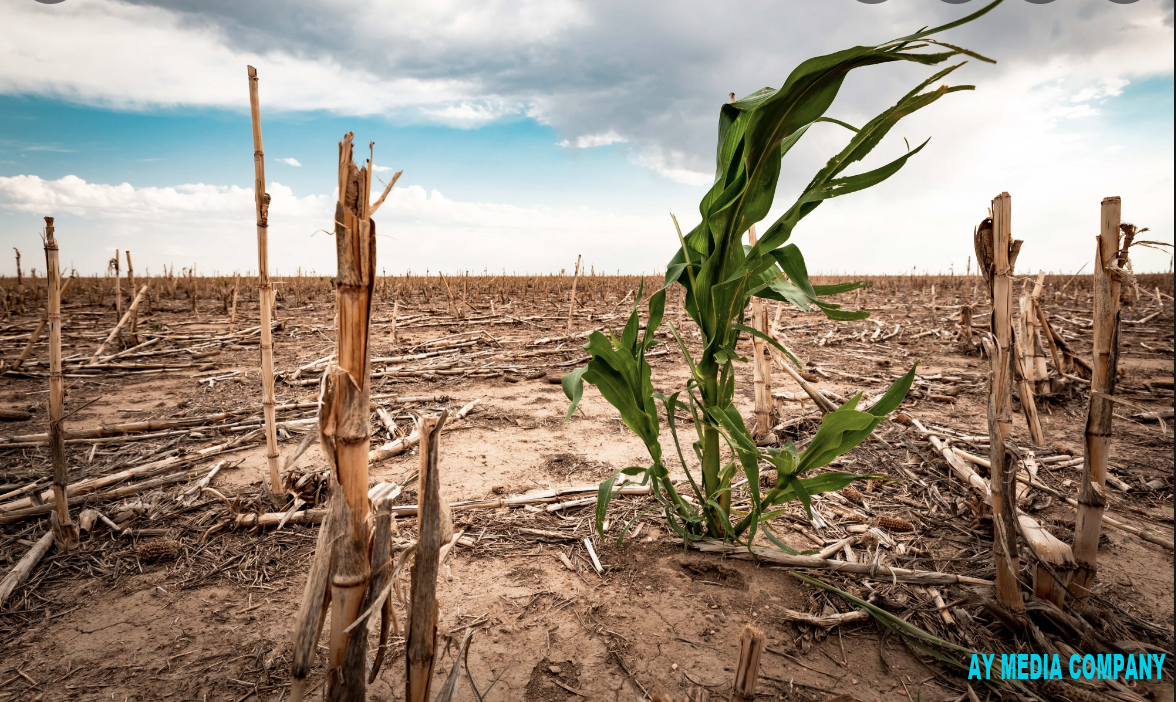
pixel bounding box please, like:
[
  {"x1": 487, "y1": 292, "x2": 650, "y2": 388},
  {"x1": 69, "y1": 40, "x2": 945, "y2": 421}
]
[
  {"x1": 419, "y1": 100, "x2": 524, "y2": 128},
  {"x1": 5, "y1": 0, "x2": 1169, "y2": 181},
  {"x1": 0, "y1": 175, "x2": 256, "y2": 217},
  {"x1": 0, "y1": 0, "x2": 498, "y2": 117},
  {"x1": 275, "y1": 157, "x2": 302, "y2": 166},
  {"x1": 634, "y1": 149, "x2": 711, "y2": 187},
  {"x1": 0, "y1": 174, "x2": 666, "y2": 274},
  {"x1": 556, "y1": 130, "x2": 627, "y2": 149},
  {"x1": 20, "y1": 145, "x2": 78, "y2": 153},
  {"x1": 1049, "y1": 103, "x2": 1102, "y2": 120},
  {"x1": 1070, "y1": 77, "x2": 1130, "y2": 103},
  {"x1": 0, "y1": 1, "x2": 1169, "y2": 272}
]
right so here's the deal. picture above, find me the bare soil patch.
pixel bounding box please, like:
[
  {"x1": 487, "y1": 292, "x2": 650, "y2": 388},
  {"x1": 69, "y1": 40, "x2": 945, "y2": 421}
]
[{"x1": 1, "y1": 273, "x2": 1172, "y2": 701}]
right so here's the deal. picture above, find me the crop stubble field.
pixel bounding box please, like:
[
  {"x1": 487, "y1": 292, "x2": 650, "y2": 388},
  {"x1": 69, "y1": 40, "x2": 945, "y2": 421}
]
[{"x1": 0, "y1": 271, "x2": 1172, "y2": 701}]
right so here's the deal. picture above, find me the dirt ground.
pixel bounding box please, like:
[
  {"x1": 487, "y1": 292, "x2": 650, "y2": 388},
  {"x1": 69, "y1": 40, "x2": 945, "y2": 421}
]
[{"x1": 1, "y1": 274, "x2": 1172, "y2": 701}]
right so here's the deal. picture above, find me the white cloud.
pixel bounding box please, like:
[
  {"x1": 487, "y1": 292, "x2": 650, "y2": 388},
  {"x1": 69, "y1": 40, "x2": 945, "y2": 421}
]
[
  {"x1": 634, "y1": 150, "x2": 712, "y2": 187},
  {"x1": 419, "y1": 101, "x2": 523, "y2": 128},
  {"x1": 21, "y1": 145, "x2": 77, "y2": 153},
  {"x1": 556, "y1": 130, "x2": 628, "y2": 149},
  {"x1": 0, "y1": 0, "x2": 495, "y2": 116},
  {"x1": 1071, "y1": 77, "x2": 1131, "y2": 103},
  {"x1": 275, "y1": 157, "x2": 302, "y2": 167},
  {"x1": 1049, "y1": 103, "x2": 1102, "y2": 120},
  {"x1": 0, "y1": 175, "x2": 256, "y2": 217},
  {"x1": 0, "y1": 174, "x2": 667, "y2": 275},
  {"x1": 0, "y1": 1, "x2": 1169, "y2": 272}
]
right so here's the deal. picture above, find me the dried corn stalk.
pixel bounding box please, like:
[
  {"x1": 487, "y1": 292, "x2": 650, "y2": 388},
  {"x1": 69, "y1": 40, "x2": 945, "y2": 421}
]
[
  {"x1": 729, "y1": 624, "x2": 765, "y2": 702},
  {"x1": 975, "y1": 194, "x2": 1023, "y2": 612},
  {"x1": 406, "y1": 413, "x2": 450, "y2": 702},
  {"x1": 1072, "y1": 197, "x2": 1129, "y2": 600},
  {"x1": 43, "y1": 217, "x2": 78, "y2": 549},
  {"x1": 247, "y1": 65, "x2": 282, "y2": 496},
  {"x1": 291, "y1": 133, "x2": 380, "y2": 701}
]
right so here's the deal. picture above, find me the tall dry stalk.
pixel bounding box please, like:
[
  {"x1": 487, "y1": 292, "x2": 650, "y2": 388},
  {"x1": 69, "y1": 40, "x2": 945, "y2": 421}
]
[
  {"x1": 1072, "y1": 196, "x2": 1127, "y2": 600},
  {"x1": 390, "y1": 299, "x2": 399, "y2": 346},
  {"x1": 748, "y1": 222, "x2": 772, "y2": 438},
  {"x1": 324, "y1": 133, "x2": 377, "y2": 699},
  {"x1": 1009, "y1": 274, "x2": 1046, "y2": 445},
  {"x1": 247, "y1": 65, "x2": 282, "y2": 496},
  {"x1": 290, "y1": 133, "x2": 388, "y2": 701},
  {"x1": 735, "y1": 83, "x2": 772, "y2": 440},
  {"x1": 42, "y1": 217, "x2": 78, "y2": 549},
  {"x1": 112, "y1": 248, "x2": 122, "y2": 319},
  {"x1": 975, "y1": 193, "x2": 1023, "y2": 611},
  {"x1": 1012, "y1": 329, "x2": 1045, "y2": 445},
  {"x1": 125, "y1": 251, "x2": 138, "y2": 344},
  {"x1": 1025, "y1": 271, "x2": 1070, "y2": 393},
  {"x1": 229, "y1": 273, "x2": 239, "y2": 333},
  {"x1": 566, "y1": 254, "x2": 581, "y2": 332},
  {"x1": 438, "y1": 271, "x2": 455, "y2": 316}
]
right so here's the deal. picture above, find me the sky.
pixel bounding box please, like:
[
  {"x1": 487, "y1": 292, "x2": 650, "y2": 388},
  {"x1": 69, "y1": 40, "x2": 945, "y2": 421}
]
[{"x1": 0, "y1": 0, "x2": 1172, "y2": 277}]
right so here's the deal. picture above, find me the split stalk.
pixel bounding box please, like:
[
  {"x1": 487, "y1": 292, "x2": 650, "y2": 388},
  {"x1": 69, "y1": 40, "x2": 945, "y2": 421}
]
[
  {"x1": 322, "y1": 133, "x2": 377, "y2": 700},
  {"x1": 406, "y1": 413, "x2": 448, "y2": 702},
  {"x1": 980, "y1": 193, "x2": 1023, "y2": 611}
]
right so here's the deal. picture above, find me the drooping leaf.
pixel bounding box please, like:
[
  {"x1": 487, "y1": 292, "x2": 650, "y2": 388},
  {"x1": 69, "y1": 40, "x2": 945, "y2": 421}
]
[
  {"x1": 795, "y1": 409, "x2": 878, "y2": 474},
  {"x1": 707, "y1": 405, "x2": 763, "y2": 509},
  {"x1": 656, "y1": 391, "x2": 705, "y2": 504},
  {"x1": 760, "y1": 523, "x2": 802, "y2": 555},
  {"x1": 765, "y1": 471, "x2": 881, "y2": 506},
  {"x1": 812, "y1": 281, "x2": 869, "y2": 296},
  {"x1": 595, "y1": 469, "x2": 624, "y2": 538},
  {"x1": 561, "y1": 366, "x2": 589, "y2": 421}
]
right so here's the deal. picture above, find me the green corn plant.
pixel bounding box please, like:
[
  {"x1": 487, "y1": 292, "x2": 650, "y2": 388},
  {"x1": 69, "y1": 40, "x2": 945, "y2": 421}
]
[{"x1": 564, "y1": 2, "x2": 1001, "y2": 545}]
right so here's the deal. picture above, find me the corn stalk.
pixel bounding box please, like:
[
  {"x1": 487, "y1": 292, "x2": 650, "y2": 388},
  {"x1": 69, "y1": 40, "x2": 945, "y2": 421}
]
[
  {"x1": 976, "y1": 194, "x2": 1024, "y2": 611},
  {"x1": 565, "y1": 2, "x2": 1001, "y2": 543},
  {"x1": 247, "y1": 65, "x2": 282, "y2": 496},
  {"x1": 290, "y1": 133, "x2": 379, "y2": 701},
  {"x1": 1072, "y1": 197, "x2": 1128, "y2": 600},
  {"x1": 43, "y1": 217, "x2": 78, "y2": 549}
]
